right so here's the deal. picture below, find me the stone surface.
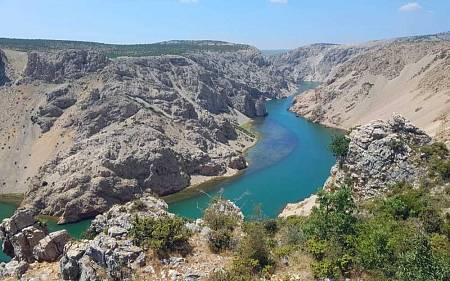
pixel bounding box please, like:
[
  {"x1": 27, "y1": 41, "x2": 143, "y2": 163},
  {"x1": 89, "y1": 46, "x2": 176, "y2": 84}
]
[
  {"x1": 0, "y1": 259, "x2": 29, "y2": 278},
  {"x1": 0, "y1": 47, "x2": 290, "y2": 223},
  {"x1": 0, "y1": 49, "x2": 9, "y2": 86},
  {"x1": 325, "y1": 114, "x2": 432, "y2": 199},
  {"x1": 33, "y1": 230, "x2": 71, "y2": 262},
  {"x1": 24, "y1": 50, "x2": 109, "y2": 83}
]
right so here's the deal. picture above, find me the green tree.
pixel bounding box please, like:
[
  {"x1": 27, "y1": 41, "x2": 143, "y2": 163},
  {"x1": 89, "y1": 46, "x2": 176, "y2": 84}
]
[{"x1": 329, "y1": 135, "x2": 350, "y2": 167}]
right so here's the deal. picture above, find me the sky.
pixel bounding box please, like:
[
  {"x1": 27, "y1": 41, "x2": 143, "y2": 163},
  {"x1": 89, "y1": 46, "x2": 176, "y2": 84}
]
[{"x1": 0, "y1": 0, "x2": 449, "y2": 49}]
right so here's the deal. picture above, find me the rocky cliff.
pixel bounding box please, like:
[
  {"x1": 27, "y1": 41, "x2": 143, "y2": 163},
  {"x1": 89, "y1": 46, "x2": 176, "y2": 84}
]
[
  {"x1": 325, "y1": 115, "x2": 432, "y2": 199},
  {"x1": 269, "y1": 43, "x2": 367, "y2": 83},
  {"x1": 0, "y1": 50, "x2": 9, "y2": 86},
  {"x1": 285, "y1": 35, "x2": 450, "y2": 142},
  {"x1": 280, "y1": 115, "x2": 438, "y2": 216},
  {"x1": 0, "y1": 46, "x2": 288, "y2": 223}
]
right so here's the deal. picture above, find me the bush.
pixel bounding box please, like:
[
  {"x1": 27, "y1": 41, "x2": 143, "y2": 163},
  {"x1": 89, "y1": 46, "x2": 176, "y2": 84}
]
[
  {"x1": 208, "y1": 228, "x2": 233, "y2": 254},
  {"x1": 129, "y1": 215, "x2": 191, "y2": 255},
  {"x1": 311, "y1": 259, "x2": 338, "y2": 279},
  {"x1": 263, "y1": 219, "x2": 278, "y2": 236},
  {"x1": 238, "y1": 222, "x2": 273, "y2": 272},
  {"x1": 420, "y1": 208, "x2": 444, "y2": 233},
  {"x1": 278, "y1": 217, "x2": 306, "y2": 247},
  {"x1": 421, "y1": 142, "x2": 448, "y2": 159},
  {"x1": 203, "y1": 198, "x2": 239, "y2": 232},
  {"x1": 203, "y1": 198, "x2": 240, "y2": 253},
  {"x1": 329, "y1": 134, "x2": 350, "y2": 165},
  {"x1": 396, "y1": 236, "x2": 450, "y2": 281}
]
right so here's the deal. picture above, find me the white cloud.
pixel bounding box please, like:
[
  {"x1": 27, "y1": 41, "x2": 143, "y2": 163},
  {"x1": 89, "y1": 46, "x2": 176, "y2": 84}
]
[
  {"x1": 399, "y1": 2, "x2": 423, "y2": 12},
  {"x1": 269, "y1": 0, "x2": 288, "y2": 4},
  {"x1": 179, "y1": 0, "x2": 199, "y2": 4}
]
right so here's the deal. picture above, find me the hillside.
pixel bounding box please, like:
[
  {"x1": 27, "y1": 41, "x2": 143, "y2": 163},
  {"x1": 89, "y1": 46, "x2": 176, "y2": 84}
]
[
  {"x1": 0, "y1": 45, "x2": 289, "y2": 223},
  {"x1": 280, "y1": 32, "x2": 450, "y2": 142},
  {"x1": 0, "y1": 38, "x2": 253, "y2": 58}
]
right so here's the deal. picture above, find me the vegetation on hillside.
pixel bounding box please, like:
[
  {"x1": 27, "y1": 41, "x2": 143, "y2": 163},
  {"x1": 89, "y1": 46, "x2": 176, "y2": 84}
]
[
  {"x1": 0, "y1": 38, "x2": 252, "y2": 58},
  {"x1": 329, "y1": 134, "x2": 350, "y2": 166},
  {"x1": 130, "y1": 215, "x2": 192, "y2": 256},
  {"x1": 208, "y1": 142, "x2": 450, "y2": 281}
]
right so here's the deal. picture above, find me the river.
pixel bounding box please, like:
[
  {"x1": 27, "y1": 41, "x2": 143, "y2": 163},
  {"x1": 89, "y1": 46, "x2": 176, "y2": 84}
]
[
  {"x1": 167, "y1": 81, "x2": 340, "y2": 218},
  {"x1": 0, "y1": 81, "x2": 339, "y2": 262}
]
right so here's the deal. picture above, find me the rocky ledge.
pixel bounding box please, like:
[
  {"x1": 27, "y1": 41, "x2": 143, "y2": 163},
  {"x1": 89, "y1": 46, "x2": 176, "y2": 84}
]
[
  {"x1": 0, "y1": 209, "x2": 72, "y2": 279},
  {"x1": 280, "y1": 115, "x2": 434, "y2": 216},
  {"x1": 325, "y1": 114, "x2": 432, "y2": 199}
]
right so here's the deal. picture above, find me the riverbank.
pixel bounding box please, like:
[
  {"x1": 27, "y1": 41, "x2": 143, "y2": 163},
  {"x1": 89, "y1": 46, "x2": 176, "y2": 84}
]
[
  {"x1": 164, "y1": 121, "x2": 259, "y2": 204},
  {"x1": 168, "y1": 81, "x2": 341, "y2": 219},
  {"x1": 0, "y1": 193, "x2": 23, "y2": 206}
]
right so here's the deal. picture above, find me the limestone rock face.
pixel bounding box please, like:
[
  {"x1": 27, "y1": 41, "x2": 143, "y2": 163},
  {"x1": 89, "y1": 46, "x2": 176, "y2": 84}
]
[
  {"x1": 0, "y1": 259, "x2": 29, "y2": 279},
  {"x1": 286, "y1": 37, "x2": 450, "y2": 142},
  {"x1": 24, "y1": 50, "x2": 109, "y2": 83},
  {"x1": 33, "y1": 230, "x2": 71, "y2": 262},
  {"x1": 60, "y1": 196, "x2": 168, "y2": 281},
  {"x1": 270, "y1": 43, "x2": 367, "y2": 83},
  {"x1": 325, "y1": 115, "x2": 432, "y2": 198},
  {"x1": 0, "y1": 49, "x2": 9, "y2": 86},
  {"x1": 12, "y1": 48, "x2": 287, "y2": 223},
  {"x1": 0, "y1": 209, "x2": 72, "y2": 263}
]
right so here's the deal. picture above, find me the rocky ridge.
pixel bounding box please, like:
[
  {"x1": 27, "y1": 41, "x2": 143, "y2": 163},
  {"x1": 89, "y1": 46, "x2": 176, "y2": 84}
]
[
  {"x1": 0, "y1": 46, "x2": 289, "y2": 223},
  {"x1": 325, "y1": 115, "x2": 432, "y2": 198},
  {"x1": 56, "y1": 196, "x2": 239, "y2": 281},
  {"x1": 280, "y1": 114, "x2": 435, "y2": 217},
  {"x1": 286, "y1": 36, "x2": 450, "y2": 142}
]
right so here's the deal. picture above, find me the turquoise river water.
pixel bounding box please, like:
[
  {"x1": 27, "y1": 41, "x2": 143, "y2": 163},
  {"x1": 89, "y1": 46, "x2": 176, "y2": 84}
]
[
  {"x1": 167, "y1": 81, "x2": 340, "y2": 218},
  {"x1": 0, "y1": 81, "x2": 339, "y2": 262}
]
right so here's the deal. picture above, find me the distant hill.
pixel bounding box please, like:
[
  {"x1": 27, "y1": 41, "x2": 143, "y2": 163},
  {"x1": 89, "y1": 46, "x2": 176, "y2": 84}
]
[
  {"x1": 0, "y1": 38, "x2": 253, "y2": 58},
  {"x1": 260, "y1": 49, "x2": 290, "y2": 56}
]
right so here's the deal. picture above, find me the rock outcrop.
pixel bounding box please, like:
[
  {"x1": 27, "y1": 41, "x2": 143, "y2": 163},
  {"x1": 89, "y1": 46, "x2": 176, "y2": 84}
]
[
  {"x1": 58, "y1": 196, "x2": 242, "y2": 281},
  {"x1": 24, "y1": 50, "x2": 109, "y2": 83},
  {"x1": 325, "y1": 115, "x2": 432, "y2": 199},
  {"x1": 0, "y1": 259, "x2": 29, "y2": 279},
  {"x1": 0, "y1": 209, "x2": 71, "y2": 264},
  {"x1": 0, "y1": 49, "x2": 9, "y2": 86},
  {"x1": 59, "y1": 195, "x2": 167, "y2": 281}
]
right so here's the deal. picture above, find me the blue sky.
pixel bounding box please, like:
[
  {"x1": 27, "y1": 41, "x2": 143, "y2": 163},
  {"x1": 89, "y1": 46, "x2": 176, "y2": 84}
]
[{"x1": 0, "y1": 0, "x2": 449, "y2": 49}]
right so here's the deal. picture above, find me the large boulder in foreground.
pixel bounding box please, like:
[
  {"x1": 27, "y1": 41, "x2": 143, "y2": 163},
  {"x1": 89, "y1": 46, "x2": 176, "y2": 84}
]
[
  {"x1": 0, "y1": 209, "x2": 71, "y2": 264},
  {"x1": 325, "y1": 114, "x2": 432, "y2": 198}
]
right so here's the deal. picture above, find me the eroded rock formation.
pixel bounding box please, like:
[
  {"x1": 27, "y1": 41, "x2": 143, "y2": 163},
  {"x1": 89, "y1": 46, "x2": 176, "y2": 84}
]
[{"x1": 0, "y1": 46, "x2": 289, "y2": 223}]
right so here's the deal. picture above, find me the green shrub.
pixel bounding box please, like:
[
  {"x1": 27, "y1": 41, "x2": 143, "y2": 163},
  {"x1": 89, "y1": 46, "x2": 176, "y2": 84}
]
[
  {"x1": 329, "y1": 134, "x2": 350, "y2": 166},
  {"x1": 203, "y1": 199, "x2": 239, "y2": 232},
  {"x1": 311, "y1": 259, "x2": 338, "y2": 279},
  {"x1": 129, "y1": 215, "x2": 191, "y2": 255},
  {"x1": 421, "y1": 142, "x2": 448, "y2": 159},
  {"x1": 396, "y1": 236, "x2": 450, "y2": 281},
  {"x1": 208, "y1": 228, "x2": 233, "y2": 254},
  {"x1": 263, "y1": 219, "x2": 278, "y2": 236},
  {"x1": 304, "y1": 186, "x2": 357, "y2": 241},
  {"x1": 420, "y1": 208, "x2": 444, "y2": 233},
  {"x1": 278, "y1": 217, "x2": 306, "y2": 247},
  {"x1": 203, "y1": 198, "x2": 240, "y2": 253},
  {"x1": 237, "y1": 222, "x2": 274, "y2": 273}
]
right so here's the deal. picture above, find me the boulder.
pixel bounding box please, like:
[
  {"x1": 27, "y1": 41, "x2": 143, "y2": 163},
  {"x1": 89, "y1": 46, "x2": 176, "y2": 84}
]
[
  {"x1": 0, "y1": 259, "x2": 29, "y2": 279},
  {"x1": 33, "y1": 230, "x2": 71, "y2": 261},
  {"x1": 228, "y1": 155, "x2": 247, "y2": 170},
  {"x1": 325, "y1": 114, "x2": 432, "y2": 199}
]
